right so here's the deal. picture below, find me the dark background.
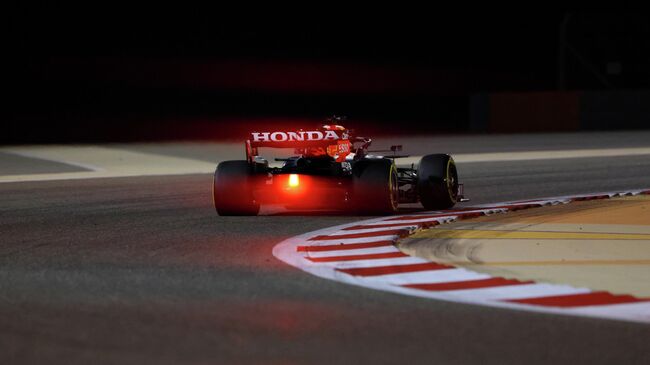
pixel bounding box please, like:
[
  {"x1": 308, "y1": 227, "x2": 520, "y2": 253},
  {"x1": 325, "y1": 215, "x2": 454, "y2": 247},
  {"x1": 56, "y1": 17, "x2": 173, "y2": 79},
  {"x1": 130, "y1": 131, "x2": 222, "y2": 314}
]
[{"x1": 6, "y1": 12, "x2": 650, "y2": 143}]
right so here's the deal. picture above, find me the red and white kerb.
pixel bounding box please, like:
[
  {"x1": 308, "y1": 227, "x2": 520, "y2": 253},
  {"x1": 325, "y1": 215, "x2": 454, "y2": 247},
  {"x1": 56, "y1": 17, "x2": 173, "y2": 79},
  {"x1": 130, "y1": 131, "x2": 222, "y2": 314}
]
[{"x1": 273, "y1": 190, "x2": 650, "y2": 323}]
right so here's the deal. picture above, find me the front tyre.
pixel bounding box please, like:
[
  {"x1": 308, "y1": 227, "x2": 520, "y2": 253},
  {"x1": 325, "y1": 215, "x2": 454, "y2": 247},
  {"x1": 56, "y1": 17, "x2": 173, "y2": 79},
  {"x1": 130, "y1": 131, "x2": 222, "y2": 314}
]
[
  {"x1": 213, "y1": 160, "x2": 260, "y2": 216},
  {"x1": 353, "y1": 159, "x2": 399, "y2": 215},
  {"x1": 417, "y1": 154, "x2": 458, "y2": 210}
]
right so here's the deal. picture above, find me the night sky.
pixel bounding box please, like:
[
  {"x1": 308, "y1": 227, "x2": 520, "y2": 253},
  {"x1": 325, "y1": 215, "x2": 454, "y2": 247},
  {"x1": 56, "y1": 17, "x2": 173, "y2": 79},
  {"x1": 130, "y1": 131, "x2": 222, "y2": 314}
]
[{"x1": 6, "y1": 11, "x2": 649, "y2": 142}]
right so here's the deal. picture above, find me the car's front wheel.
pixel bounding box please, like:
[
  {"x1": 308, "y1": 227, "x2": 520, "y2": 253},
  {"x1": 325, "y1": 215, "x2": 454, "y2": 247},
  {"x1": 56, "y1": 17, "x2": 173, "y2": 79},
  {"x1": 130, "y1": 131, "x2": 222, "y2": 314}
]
[{"x1": 417, "y1": 154, "x2": 458, "y2": 210}]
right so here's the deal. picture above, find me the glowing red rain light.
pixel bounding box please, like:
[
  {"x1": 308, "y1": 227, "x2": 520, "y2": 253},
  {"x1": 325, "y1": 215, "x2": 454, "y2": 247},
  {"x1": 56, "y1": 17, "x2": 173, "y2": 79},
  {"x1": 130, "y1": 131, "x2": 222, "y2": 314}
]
[{"x1": 288, "y1": 174, "x2": 299, "y2": 187}]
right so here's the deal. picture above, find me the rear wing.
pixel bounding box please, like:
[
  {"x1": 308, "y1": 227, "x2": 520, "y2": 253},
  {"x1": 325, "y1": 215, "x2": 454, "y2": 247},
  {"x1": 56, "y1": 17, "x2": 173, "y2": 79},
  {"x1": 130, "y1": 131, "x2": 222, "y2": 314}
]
[
  {"x1": 245, "y1": 130, "x2": 344, "y2": 162},
  {"x1": 244, "y1": 130, "x2": 373, "y2": 162},
  {"x1": 248, "y1": 131, "x2": 343, "y2": 148}
]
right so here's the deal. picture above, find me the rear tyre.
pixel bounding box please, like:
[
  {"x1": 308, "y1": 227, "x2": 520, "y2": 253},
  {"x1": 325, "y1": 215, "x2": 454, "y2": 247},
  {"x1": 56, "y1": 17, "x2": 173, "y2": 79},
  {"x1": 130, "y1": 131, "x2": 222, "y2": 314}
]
[
  {"x1": 213, "y1": 160, "x2": 260, "y2": 216},
  {"x1": 353, "y1": 159, "x2": 399, "y2": 215},
  {"x1": 417, "y1": 154, "x2": 458, "y2": 210}
]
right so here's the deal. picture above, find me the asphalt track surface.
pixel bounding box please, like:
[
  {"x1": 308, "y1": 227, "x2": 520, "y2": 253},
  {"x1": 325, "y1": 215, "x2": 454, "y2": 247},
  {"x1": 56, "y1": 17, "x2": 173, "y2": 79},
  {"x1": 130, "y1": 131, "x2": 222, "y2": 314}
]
[{"x1": 1, "y1": 131, "x2": 650, "y2": 364}]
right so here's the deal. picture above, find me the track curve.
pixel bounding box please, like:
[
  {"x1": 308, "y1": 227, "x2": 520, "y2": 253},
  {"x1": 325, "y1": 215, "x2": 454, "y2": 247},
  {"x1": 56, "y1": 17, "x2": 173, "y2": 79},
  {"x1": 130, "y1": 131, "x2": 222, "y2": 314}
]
[
  {"x1": 2, "y1": 131, "x2": 650, "y2": 364},
  {"x1": 273, "y1": 190, "x2": 650, "y2": 324}
]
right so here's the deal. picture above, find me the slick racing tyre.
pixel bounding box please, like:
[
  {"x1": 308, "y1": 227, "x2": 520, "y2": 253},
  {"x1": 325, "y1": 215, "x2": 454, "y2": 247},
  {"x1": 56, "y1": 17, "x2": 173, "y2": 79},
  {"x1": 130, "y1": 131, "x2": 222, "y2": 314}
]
[
  {"x1": 417, "y1": 154, "x2": 458, "y2": 210},
  {"x1": 213, "y1": 160, "x2": 260, "y2": 216},
  {"x1": 353, "y1": 159, "x2": 399, "y2": 215}
]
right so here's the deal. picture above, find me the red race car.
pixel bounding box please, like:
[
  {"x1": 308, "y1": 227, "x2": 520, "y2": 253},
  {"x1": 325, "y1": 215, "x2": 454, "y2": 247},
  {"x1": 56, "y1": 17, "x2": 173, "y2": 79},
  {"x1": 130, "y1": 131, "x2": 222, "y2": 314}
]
[{"x1": 213, "y1": 118, "x2": 465, "y2": 215}]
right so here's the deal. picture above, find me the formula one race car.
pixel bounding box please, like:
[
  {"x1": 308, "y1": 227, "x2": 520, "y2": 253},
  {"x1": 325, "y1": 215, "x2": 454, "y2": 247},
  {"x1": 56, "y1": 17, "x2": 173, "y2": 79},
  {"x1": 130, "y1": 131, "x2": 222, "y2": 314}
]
[{"x1": 213, "y1": 119, "x2": 464, "y2": 215}]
